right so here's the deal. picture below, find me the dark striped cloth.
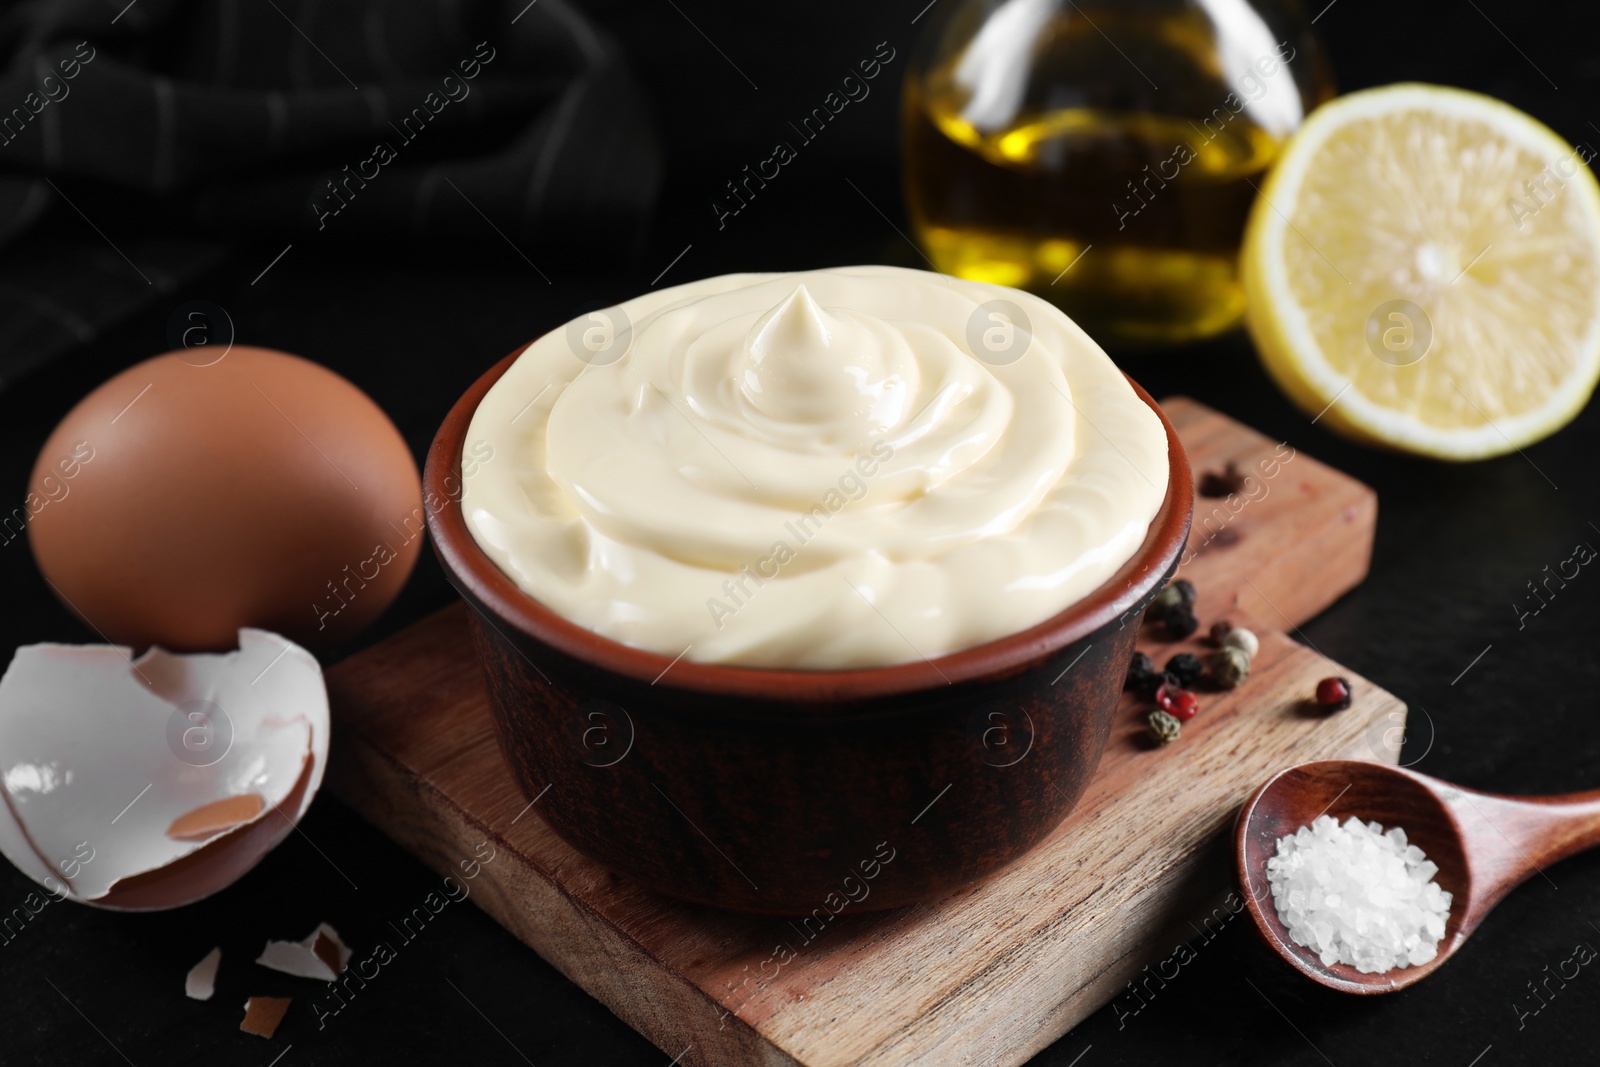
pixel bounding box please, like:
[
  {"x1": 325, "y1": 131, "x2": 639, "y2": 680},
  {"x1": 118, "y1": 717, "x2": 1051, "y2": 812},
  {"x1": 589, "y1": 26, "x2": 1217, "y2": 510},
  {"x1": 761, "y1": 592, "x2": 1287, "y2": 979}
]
[{"x1": 0, "y1": 0, "x2": 660, "y2": 259}]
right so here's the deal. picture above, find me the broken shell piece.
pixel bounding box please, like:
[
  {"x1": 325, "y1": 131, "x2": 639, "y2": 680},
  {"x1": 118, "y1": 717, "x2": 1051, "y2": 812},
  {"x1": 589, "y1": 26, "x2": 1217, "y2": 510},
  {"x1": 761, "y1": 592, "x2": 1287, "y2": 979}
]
[
  {"x1": 0, "y1": 629, "x2": 328, "y2": 910},
  {"x1": 257, "y1": 922, "x2": 351, "y2": 981},
  {"x1": 240, "y1": 995, "x2": 292, "y2": 1038},
  {"x1": 186, "y1": 947, "x2": 222, "y2": 1001},
  {"x1": 312, "y1": 926, "x2": 350, "y2": 975}
]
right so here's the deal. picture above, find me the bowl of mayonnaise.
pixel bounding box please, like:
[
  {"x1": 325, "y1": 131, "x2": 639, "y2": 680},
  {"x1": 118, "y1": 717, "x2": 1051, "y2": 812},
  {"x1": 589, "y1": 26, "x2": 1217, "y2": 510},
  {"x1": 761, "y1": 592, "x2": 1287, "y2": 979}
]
[{"x1": 426, "y1": 265, "x2": 1192, "y2": 913}]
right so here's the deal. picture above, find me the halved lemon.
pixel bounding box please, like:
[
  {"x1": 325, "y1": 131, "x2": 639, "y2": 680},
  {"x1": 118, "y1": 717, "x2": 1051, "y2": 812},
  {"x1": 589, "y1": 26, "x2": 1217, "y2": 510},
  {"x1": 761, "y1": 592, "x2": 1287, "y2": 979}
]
[{"x1": 1242, "y1": 83, "x2": 1600, "y2": 459}]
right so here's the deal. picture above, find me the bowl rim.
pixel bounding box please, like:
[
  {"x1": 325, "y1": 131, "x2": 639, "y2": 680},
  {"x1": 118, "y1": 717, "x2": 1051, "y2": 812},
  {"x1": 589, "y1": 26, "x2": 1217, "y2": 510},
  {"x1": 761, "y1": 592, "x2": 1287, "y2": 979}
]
[{"x1": 424, "y1": 344, "x2": 1193, "y2": 702}]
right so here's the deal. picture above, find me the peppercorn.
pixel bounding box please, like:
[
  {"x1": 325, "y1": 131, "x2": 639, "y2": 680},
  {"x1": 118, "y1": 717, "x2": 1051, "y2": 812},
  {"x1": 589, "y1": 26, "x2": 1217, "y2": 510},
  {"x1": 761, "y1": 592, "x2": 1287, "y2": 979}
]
[
  {"x1": 1208, "y1": 619, "x2": 1233, "y2": 645},
  {"x1": 1149, "y1": 578, "x2": 1197, "y2": 618},
  {"x1": 1198, "y1": 461, "x2": 1248, "y2": 498},
  {"x1": 1150, "y1": 584, "x2": 1183, "y2": 617},
  {"x1": 1164, "y1": 603, "x2": 1199, "y2": 639},
  {"x1": 1222, "y1": 626, "x2": 1259, "y2": 658},
  {"x1": 1164, "y1": 652, "x2": 1203, "y2": 687},
  {"x1": 1126, "y1": 651, "x2": 1157, "y2": 691},
  {"x1": 1315, "y1": 676, "x2": 1353, "y2": 712},
  {"x1": 1208, "y1": 647, "x2": 1251, "y2": 689},
  {"x1": 1155, "y1": 681, "x2": 1199, "y2": 722},
  {"x1": 1146, "y1": 709, "x2": 1181, "y2": 745}
]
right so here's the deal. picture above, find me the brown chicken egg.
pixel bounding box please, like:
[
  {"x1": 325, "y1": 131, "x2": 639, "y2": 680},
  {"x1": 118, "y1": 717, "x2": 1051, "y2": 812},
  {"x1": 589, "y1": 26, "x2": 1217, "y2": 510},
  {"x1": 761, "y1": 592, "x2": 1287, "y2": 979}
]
[{"x1": 26, "y1": 347, "x2": 422, "y2": 650}]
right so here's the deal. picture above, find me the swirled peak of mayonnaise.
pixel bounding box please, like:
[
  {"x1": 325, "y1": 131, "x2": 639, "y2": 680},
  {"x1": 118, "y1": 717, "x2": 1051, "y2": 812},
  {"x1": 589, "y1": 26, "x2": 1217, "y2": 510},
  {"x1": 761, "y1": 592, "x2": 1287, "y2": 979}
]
[{"x1": 462, "y1": 266, "x2": 1168, "y2": 669}]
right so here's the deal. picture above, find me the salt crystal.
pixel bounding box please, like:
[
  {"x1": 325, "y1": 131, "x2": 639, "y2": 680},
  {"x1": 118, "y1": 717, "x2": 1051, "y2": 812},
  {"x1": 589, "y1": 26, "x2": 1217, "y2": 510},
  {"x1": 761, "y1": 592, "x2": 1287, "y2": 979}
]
[{"x1": 1266, "y1": 815, "x2": 1452, "y2": 974}]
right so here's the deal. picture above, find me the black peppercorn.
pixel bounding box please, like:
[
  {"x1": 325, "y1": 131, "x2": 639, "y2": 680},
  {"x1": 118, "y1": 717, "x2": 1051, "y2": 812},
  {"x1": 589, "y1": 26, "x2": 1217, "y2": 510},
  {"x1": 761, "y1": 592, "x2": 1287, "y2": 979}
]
[
  {"x1": 1198, "y1": 461, "x2": 1248, "y2": 498},
  {"x1": 1126, "y1": 651, "x2": 1157, "y2": 691},
  {"x1": 1164, "y1": 603, "x2": 1199, "y2": 639},
  {"x1": 1164, "y1": 653, "x2": 1203, "y2": 687}
]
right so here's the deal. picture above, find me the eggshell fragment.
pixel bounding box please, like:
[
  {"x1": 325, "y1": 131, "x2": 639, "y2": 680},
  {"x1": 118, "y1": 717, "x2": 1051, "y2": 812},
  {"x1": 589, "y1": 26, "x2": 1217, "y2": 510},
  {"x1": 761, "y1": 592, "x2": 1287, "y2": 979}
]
[
  {"x1": 0, "y1": 629, "x2": 328, "y2": 909},
  {"x1": 240, "y1": 995, "x2": 292, "y2": 1038},
  {"x1": 186, "y1": 947, "x2": 222, "y2": 1000},
  {"x1": 311, "y1": 929, "x2": 346, "y2": 975},
  {"x1": 257, "y1": 922, "x2": 350, "y2": 981}
]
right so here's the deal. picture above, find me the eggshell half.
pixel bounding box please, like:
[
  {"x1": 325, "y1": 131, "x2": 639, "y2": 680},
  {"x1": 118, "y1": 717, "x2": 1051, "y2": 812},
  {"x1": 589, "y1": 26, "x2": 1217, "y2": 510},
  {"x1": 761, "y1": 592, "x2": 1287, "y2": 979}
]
[{"x1": 0, "y1": 629, "x2": 328, "y2": 910}]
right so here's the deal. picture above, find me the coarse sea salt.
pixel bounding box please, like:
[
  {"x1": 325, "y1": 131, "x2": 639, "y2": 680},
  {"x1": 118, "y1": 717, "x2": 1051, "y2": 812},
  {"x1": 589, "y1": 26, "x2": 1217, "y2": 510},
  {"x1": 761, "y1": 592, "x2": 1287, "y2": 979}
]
[{"x1": 1266, "y1": 814, "x2": 1452, "y2": 974}]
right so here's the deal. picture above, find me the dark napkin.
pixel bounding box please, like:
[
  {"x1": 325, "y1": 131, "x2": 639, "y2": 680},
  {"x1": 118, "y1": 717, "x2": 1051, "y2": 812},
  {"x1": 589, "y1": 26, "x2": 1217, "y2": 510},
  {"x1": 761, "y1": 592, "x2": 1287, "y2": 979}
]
[
  {"x1": 1, "y1": 0, "x2": 659, "y2": 252},
  {"x1": 0, "y1": 0, "x2": 659, "y2": 380}
]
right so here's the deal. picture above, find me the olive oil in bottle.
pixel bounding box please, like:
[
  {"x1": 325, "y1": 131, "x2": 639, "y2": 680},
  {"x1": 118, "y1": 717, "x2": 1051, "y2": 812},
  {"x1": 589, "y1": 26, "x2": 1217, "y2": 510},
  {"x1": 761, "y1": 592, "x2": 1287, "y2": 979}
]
[{"x1": 903, "y1": 0, "x2": 1331, "y2": 345}]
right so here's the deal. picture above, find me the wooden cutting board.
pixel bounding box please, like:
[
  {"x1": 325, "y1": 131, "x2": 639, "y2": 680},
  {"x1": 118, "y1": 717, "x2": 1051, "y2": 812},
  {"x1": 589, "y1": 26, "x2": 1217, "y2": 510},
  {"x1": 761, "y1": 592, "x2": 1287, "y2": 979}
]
[{"x1": 324, "y1": 397, "x2": 1399, "y2": 1067}]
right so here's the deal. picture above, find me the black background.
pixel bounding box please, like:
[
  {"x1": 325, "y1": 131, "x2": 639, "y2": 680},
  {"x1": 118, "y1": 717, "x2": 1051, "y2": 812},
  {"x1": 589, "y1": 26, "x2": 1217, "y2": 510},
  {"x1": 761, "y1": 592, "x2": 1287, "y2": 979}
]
[{"x1": 3, "y1": 0, "x2": 1599, "y2": 1064}]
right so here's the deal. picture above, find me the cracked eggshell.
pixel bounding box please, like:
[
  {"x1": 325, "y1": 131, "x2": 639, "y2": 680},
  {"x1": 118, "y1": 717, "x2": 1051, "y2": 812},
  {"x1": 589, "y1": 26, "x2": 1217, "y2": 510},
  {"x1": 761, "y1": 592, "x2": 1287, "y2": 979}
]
[{"x1": 0, "y1": 629, "x2": 328, "y2": 910}]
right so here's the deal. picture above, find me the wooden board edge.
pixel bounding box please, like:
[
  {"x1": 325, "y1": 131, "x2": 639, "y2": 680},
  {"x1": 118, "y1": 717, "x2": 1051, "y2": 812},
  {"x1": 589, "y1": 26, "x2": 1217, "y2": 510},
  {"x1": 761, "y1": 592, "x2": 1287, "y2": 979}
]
[
  {"x1": 844, "y1": 686, "x2": 1409, "y2": 1067},
  {"x1": 325, "y1": 660, "x2": 1409, "y2": 1067},
  {"x1": 1164, "y1": 396, "x2": 1380, "y2": 630},
  {"x1": 326, "y1": 719, "x2": 802, "y2": 1067},
  {"x1": 1003, "y1": 694, "x2": 1409, "y2": 1063},
  {"x1": 1246, "y1": 484, "x2": 1378, "y2": 627},
  {"x1": 1003, "y1": 834, "x2": 1238, "y2": 1065}
]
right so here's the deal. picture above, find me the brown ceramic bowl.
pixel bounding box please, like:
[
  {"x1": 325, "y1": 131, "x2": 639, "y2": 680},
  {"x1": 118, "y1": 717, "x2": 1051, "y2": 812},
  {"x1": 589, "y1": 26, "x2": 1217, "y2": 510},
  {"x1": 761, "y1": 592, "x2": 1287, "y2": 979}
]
[{"x1": 426, "y1": 348, "x2": 1193, "y2": 914}]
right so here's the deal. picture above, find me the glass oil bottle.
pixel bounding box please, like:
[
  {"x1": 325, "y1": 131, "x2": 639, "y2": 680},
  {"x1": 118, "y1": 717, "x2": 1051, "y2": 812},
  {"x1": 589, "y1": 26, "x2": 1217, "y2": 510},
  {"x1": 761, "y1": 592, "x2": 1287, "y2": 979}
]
[{"x1": 903, "y1": 0, "x2": 1332, "y2": 345}]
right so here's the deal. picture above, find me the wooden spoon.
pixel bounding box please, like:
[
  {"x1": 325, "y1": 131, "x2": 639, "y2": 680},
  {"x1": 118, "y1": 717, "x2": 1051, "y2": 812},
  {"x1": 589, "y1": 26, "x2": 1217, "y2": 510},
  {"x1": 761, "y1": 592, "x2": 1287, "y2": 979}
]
[{"x1": 1234, "y1": 759, "x2": 1600, "y2": 993}]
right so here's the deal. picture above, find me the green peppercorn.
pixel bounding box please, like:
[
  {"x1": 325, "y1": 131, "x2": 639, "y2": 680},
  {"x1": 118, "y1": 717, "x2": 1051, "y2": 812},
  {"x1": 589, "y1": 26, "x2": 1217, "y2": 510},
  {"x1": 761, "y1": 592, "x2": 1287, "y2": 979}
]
[
  {"x1": 1147, "y1": 709, "x2": 1181, "y2": 745},
  {"x1": 1208, "y1": 647, "x2": 1251, "y2": 689}
]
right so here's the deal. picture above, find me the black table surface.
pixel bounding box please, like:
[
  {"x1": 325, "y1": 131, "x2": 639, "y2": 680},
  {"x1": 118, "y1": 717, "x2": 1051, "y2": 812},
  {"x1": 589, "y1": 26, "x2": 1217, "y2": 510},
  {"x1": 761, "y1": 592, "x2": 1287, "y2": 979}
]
[{"x1": 3, "y1": 1, "x2": 1598, "y2": 1064}]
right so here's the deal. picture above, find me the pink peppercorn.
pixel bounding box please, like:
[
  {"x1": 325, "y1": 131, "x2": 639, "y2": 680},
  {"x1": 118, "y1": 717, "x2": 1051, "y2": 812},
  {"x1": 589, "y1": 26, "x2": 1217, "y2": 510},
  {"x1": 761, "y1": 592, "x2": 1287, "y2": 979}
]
[
  {"x1": 1315, "y1": 676, "x2": 1353, "y2": 712},
  {"x1": 1155, "y1": 681, "x2": 1199, "y2": 722}
]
